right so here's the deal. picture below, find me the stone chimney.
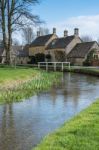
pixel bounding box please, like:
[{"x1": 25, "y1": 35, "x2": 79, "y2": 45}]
[
  {"x1": 53, "y1": 28, "x2": 56, "y2": 34},
  {"x1": 37, "y1": 31, "x2": 40, "y2": 37},
  {"x1": 64, "y1": 30, "x2": 68, "y2": 37},
  {"x1": 74, "y1": 28, "x2": 79, "y2": 37}
]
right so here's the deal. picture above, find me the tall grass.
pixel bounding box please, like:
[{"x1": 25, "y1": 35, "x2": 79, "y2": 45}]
[{"x1": 0, "y1": 69, "x2": 61, "y2": 104}]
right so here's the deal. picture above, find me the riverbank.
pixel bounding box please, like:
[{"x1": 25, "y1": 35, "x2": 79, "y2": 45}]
[
  {"x1": 0, "y1": 67, "x2": 61, "y2": 104},
  {"x1": 34, "y1": 99, "x2": 99, "y2": 150},
  {"x1": 64, "y1": 67, "x2": 99, "y2": 77}
]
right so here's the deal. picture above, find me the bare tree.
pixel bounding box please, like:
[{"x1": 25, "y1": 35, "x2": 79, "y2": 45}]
[
  {"x1": 22, "y1": 26, "x2": 35, "y2": 45},
  {"x1": 39, "y1": 27, "x2": 49, "y2": 36},
  {"x1": 97, "y1": 38, "x2": 99, "y2": 44},
  {"x1": 0, "y1": 0, "x2": 42, "y2": 64},
  {"x1": 12, "y1": 38, "x2": 20, "y2": 46},
  {"x1": 81, "y1": 35, "x2": 93, "y2": 42}
]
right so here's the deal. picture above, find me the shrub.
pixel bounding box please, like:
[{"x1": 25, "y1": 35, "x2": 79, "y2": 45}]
[{"x1": 35, "y1": 53, "x2": 45, "y2": 63}]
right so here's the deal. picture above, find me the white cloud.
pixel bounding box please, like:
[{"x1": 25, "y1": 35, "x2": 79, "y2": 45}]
[
  {"x1": 48, "y1": 14, "x2": 99, "y2": 40},
  {"x1": 13, "y1": 14, "x2": 99, "y2": 44}
]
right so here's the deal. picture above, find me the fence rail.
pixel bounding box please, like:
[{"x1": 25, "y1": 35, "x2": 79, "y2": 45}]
[{"x1": 38, "y1": 62, "x2": 71, "y2": 71}]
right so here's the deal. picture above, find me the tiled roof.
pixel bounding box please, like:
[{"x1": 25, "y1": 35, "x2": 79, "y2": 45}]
[
  {"x1": 46, "y1": 36, "x2": 75, "y2": 49},
  {"x1": 30, "y1": 34, "x2": 54, "y2": 47},
  {"x1": 67, "y1": 42, "x2": 96, "y2": 58}
]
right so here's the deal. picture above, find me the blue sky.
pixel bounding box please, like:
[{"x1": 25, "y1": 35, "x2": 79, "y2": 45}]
[
  {"x1": 31, "y1": 0, "x2": 99, "y2": 39},
  {"x1": 34, "y1": 0, "x2": 99, "y2": 23},
  {"x1": 14, "y1": 0, "x2": 99, "y2": 43}
]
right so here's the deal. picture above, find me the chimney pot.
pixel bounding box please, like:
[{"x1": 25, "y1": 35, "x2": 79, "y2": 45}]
[
  {"x1": 64, "y1": 30, "x2": 68, "y2": 37},
  {"x1": 53, "y1": 28, "x2": 56, "y2": 34},
  {"x1": 37, "y1": 31, "x2": 40, "y2": 37},
  {"x1": 74, "y1": 28, "x2": 79, "y2": 36}
]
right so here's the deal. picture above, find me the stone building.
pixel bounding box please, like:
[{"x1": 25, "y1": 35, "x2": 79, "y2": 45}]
[
  {"x1": 29, "y1": 28, "x2": 58, "y2": 56},
  {"x1": 0, "y1": 43, "x2": 29, "y2": 65},
  {"x1": 46, "y1": 28, "x2": 82, "y2": 62},
  {"x1": 29, "y1": 27, "x2": 99, "y2": 66},
  {"x1": 67, "y1": 41, "x2": 99, "y2": 65},
  {"x1": 16, "y1": 45, "x2": 29, "y2": 64},
  {"x1": 1, "y1": 28, "x2": 99, "y2": 66}
]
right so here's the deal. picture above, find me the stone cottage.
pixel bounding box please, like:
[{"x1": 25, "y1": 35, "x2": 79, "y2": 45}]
[
  {"x1": 16, "y1": 44, "x2": 29, "y2": 64},
  {"x1": 46, "y1": 28, "x2": 82, "y2": 62},
  {"x1": 0, "y1": 43, "x2": 29, "y2": 64},
  {"x1": 67, "y1": 41, "x2": 99, "y2": 65},
  {"x1": 29, "y1": 28, "x2": 58, "y2": 57}
]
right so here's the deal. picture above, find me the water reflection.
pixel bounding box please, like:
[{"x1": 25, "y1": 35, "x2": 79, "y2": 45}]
[
  {"x1": 0, "y1": 73, "x2": 99, "y2": 150},
  {"x1": 0, "y1": 104, "x2": 17, "y2": 150}
]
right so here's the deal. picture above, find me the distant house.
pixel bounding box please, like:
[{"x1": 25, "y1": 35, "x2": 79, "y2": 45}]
[
  {"x1": 46, "y1": 28, "x2": 82, "y2": 62},
  {"x1": 0, "y1": 43, "x2": 29, "y2": 64},
  {"x1": 67, "y1": 41, "x2": 99, "y2": 65},
  {"x1": 16, "y1": 45, "x2": 29, "y2": 64},
  {"x1": 29, "y1": 28, "x2": 58, "y2": 57},
  {"x1": 1, "y1": 28, "x2": 99, "y2": 66}
]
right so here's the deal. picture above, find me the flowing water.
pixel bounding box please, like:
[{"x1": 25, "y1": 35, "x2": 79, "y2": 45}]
[{"x1": 0, "y1": 73, "x2": 99, "y2": 150}]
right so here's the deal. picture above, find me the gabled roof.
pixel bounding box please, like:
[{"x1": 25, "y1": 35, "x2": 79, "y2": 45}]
[
  {"x1": 46, "y1": 35, "x2": 75, "y2": 49},
  {"x1": 67, "y1": 41, "x2": 96, "y2": 58},
  {"x1": 30, "y1": 34, "x2": 54, "y2": 47}
]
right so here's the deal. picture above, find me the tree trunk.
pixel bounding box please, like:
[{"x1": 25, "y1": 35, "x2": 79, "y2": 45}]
[
  {"x1": 6, "y1": 0, "x2": 11, "y2": 65},
  {"x1": 1, "y1": 0, "x2": 7, "y2": 63}
]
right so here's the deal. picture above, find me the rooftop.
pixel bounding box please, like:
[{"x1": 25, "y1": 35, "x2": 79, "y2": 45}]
[
  {"x1": 67, "y1": 41, "x2": 96, "y2": 58},
  {"x1": 46, "y1": 36, "x2": 75, "y2": 49},
  {"x1": 30, "y1": 34, "x2": 54, "y2": 47}
]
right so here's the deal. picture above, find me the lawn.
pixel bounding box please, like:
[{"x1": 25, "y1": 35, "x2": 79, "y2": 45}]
[
  {"x1": 0, "y1": 67, "x2": 61, "y2": 104},
  {"x1": 65, "y1": 67, "x2": 99, "y2": 76},
  {"x1": 0, "y1": 67, "x2": 42, "y2": 90},
  {"x1": 34, "y1": 99, "x2": 99, "y2": 150}
]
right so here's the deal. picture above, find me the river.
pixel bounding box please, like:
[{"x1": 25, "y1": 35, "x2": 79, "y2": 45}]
[{"x1": 0, "y1": 73, "x2": 99, "y2": 150}]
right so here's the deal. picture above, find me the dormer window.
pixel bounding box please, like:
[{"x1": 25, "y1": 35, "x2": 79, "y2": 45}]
[{"x1": 52, "y1": 40, "x2": 57, "y2": 46}]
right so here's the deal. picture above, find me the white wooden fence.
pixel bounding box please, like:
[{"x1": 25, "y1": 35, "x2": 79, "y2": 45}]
[{"x1": 38, "y1": 62, "x2": 71, "y2": 71}]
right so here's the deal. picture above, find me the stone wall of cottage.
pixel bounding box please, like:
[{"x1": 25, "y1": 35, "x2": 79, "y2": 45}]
[
  {"x1": 16, "y1": 57, "x2": 29, "y2": 64},
  {"x1": 29, "y1": 46, "x2": 45, "y2": 56},
  {"x1": 29, "y1": 34, "x2": 57, "y2": 56},
  {"x1": 46, "y1": 37, "x2": 81, "y2": 62},
  {"x1": 65, "y1": 37, "x2": 82, "y2": 56},
  {"x1": 68, "y1": 58, "x2": 85, "y2": 66},
  {"x1": 68, "y1": 42, "x2": 99, "y2": 66},
  {"x1": 45, "y1": 49, "x2": 65, "y2": 62}
]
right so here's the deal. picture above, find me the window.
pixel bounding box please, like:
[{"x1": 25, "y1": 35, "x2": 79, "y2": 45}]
[{"x1": 94, "y1": 54, "x2": 98, "y2": 60}]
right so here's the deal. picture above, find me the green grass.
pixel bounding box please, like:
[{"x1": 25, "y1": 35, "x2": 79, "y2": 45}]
[
  {"x1": 34, "y1": 99, "x2": 99, "y2": 150},
  {"x1": 0, "y1": 67, "x2": 39, "y2": 84},
  {"x1": 0, "y1": 67, "x2": 61, "y2": 104},
  {"x1": 65, "y1": 67, "x2": 99, "y2": 76}
]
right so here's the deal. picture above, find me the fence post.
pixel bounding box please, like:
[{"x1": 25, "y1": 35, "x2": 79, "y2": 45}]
[
  {"x1": 69, "y1": 62, "x2": 70, "y2": 69},
  {"x1": 46, "y1": 62, "x2": 48, "y2": 71},
  {"x1": 38, "y1": 63, "x2": 40, "y2": 69},
  {"x1": 54, "y1": 62, "x2": 56, "y2": 71},
  {"x1": 62, "y1": 63, "x2": 64, "y2": 71}
]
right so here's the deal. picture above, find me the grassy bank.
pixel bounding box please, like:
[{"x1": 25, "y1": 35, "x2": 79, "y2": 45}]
[
  {"x1": 65, "y1": 67, "x2": 99, "y2": 77},
  {"x1": 0, "y1": 67, "x2": 61, "y2": 104},
  {"x1": 34, "y1": 99, "x2": 99, "y2": 150}
]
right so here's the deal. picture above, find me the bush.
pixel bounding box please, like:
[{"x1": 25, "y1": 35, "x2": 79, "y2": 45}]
[
  {"x1": 35, "y1": 53, "x2": 45, "y2": 63},
  {"x1": 28, "y1": 56, "x2": 36, "y2": 64}
]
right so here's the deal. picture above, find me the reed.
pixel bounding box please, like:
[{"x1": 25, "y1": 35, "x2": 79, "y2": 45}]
[{"x1": 0, "y1": 69, "x2": 61, "y2": 104}]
